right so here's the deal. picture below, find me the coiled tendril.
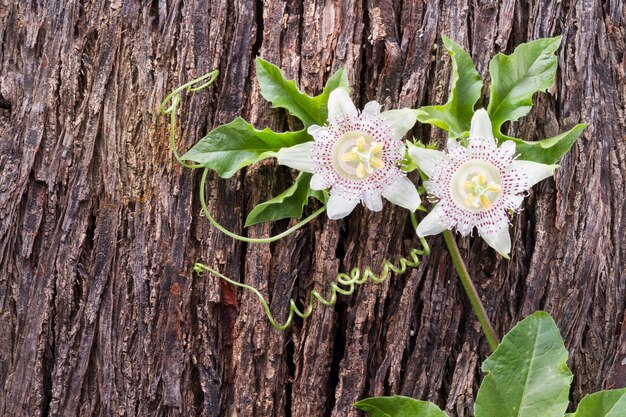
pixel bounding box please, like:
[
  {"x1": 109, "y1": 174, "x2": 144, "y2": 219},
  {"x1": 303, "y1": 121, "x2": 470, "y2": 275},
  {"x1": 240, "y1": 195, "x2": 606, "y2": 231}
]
[
  {"x1": 193, "y1": 232, "x2": 429, "y2": 330},
  {"x1": 162, "y1": 71, "x2": 430, "y2": 330}
]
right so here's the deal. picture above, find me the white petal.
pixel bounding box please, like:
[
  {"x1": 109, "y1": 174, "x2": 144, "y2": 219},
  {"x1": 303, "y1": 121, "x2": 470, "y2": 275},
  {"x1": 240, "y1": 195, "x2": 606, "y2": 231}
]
[
  {"x1": 326, "y1": 194, "x2": 359, "y2": 220},
  {"x1": 509, "y1": 160, "x2": 558, "y2": 187},
  {"x1": 307, "y1": 124, "x2": 326, "y2": 138},
  {"x1": 382, "y1": 176, "x2": 421, "y2": 212},
  {"x1": 276, "y1": 142, "x2": 316, "y2": 173},
  {"x1": 310, "y1": 173, "x2": 329, "y2": 190},
  {"x1": 407, "y1": 142, "x2": 448, "y2": 178},
  {"x1": 496, "y1": 140, "x2": 517, "y2": 161},
  {"x1": 381, "y1": 109, "x2": 418, "y2": 140},
  {"x1": 447, "y1": 138, "x2": 462, "y2": 151},
  {"x1": 416, "y1": 205, "x2": 449, "y2": 237},
  {"x1": 470, "y1": 109, "x2": 494, "y2": 140},
  {"x1": 362, "y1": 101, "x2": 381, "y2": 116},
  {"x1": 363, "y1": 192, "x2": 383, "y2": 212},
  {"x1": 328, "y1": 88, "x2": 357, "y2": 124},
  {"x1": 479, "y1": 227, "x2": 511, "y2": 258}
]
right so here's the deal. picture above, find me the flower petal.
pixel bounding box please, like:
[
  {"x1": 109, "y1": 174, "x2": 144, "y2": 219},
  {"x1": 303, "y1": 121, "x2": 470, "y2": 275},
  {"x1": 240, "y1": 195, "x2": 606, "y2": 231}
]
[
  {"x1": 416, "y1": 204, "x2": 449, "y2": 237},
  {"x1": 310, "y1": 173, "x2": 330, "y2": 190},
  {"x1": 326, "y1": 194, "x2": 359, "y2": 220},
  {"x1": 362, "y1": 192, "x2": 383, "y2": 212},
  {"x1": 307, "y1": 124, "x2": 327, "y2": 138},
  {"x1": 509, "y1": 160, "x2": 558, "y2": 188},
  {"x1": 382, "y1": 176, "x2": 421, "y2": 212},
  {"x1": 381, "y1": 108, "x2": 418, "y2": 140},
  {"x1": 470, "y1": 109, "x2": 494, "y2": 140},
  {"x1": 496, "y1": 140, "x2": 516, "y2": 162},
  {"x1": 407, "y1": 143, "x2": 448, "y2": 178},
  {"x1": 362, "y1": 101, "x2": 381, "y2": 116},
  {"x1": 447, "y1": 138, "x2": 462, "y2": 151},
  {"x1": 328, "y1": 88, "x2": 357, "y2": 125},
  {"x1": 276, "y1": 142, "x2": 316, "y2": 173},
  {"x1": 479, "y1": 226, "x2": 511, "y2": 258}
]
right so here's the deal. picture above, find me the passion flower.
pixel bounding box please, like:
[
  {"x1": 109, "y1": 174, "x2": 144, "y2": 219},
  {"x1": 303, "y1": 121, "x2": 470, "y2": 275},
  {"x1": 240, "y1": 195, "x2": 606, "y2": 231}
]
[
  {"x1": 409, "y1": 109, "x2": 557, "y2": 257},
  {"x1": 277, "y1": 88, "x2": 420, "y2": 219}
]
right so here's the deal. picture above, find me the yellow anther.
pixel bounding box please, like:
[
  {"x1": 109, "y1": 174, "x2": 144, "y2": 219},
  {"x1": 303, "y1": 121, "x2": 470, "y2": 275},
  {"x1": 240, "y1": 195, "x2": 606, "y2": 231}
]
[
  {"x1": 370, "y1": 141, "x2": 384, "y2": 153},
  {"x1": 465, "y1": 194, "x2": 477, "y2": 208},
  {"x1": 463, "y1": 181, "x2": 474, "y2": 191},
  {"x1": 370, "y1": 156, "x2": 384, "y2": 169},
  {"x1": 356, "y1": 136, "x2": 367, "y2": 151},
  {"x1": 486, "y1": 182, "x2": 501, "y2": 192},
  {"x1": 341, "y1": 152, "x2": 357, "y2": 162},
  {"x1": 356, "y1": 162, "x2": 366, "y2": 178},
  {"x1": 479, "y1": 195, "x2": 493, "y2": 209},
  {"x1": 478, "y1": 173, "x2": 487, "y2": 184}
]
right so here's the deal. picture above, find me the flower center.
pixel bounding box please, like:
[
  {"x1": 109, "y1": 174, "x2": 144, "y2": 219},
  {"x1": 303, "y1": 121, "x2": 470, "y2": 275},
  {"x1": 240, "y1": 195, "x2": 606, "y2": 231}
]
[
  {"x1": 332, "y1": 132, "x2": 385, "y2": 180},
  {"x1": 450, "y1": 160, "x2": 502, "y2": 211}
]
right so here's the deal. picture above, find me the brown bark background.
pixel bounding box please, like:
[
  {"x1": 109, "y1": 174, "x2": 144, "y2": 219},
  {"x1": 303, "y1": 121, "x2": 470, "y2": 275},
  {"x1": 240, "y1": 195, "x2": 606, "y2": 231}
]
[{"x1": 1, "y1": 0, "x2": 625, "y2": 416}]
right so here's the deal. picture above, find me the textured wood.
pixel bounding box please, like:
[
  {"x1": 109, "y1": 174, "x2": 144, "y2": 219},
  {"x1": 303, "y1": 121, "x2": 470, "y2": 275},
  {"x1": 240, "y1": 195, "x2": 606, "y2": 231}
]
[{"x1": 1, "y1": 0, "x2": 625, "y2": 416}]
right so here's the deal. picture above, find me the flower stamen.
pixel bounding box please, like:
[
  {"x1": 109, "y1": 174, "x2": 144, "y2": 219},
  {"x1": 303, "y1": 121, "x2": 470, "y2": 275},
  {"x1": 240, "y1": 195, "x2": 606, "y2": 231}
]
[
  {"x1": 340, "y1": 137, "x2": 386, "y2": 179},
  {"x1": 462, "y1": 174, "x2": 501, "y2": 210}
]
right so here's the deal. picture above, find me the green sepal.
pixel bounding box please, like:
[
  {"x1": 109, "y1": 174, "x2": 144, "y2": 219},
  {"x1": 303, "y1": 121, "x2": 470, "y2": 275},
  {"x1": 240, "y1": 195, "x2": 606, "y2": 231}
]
[
  {"x1": 354, "y1": 396, "x2": 449, "y2": 417},
  {"x1": 245, "y1": 172, "x2": 327, "y2": 226},
  {"x1": 474, "y1": 311, "x2": 573, "y2": 417},
  {"x1": 256, "y1": 57, "x2": 349, "y2": 127},
  {"x1": 507, "y1": 123, "x2": 587, "y2": 164},
  {"x1": 567, "y1": 389, "x2": 626, "y2": 417},
  {"x1": 487, "y1": 36, "x2": 562, "y2": 138},
  {"x1": 416, "y1": 35, "x2": 483, "y2": 138},
  {"x1": 182, "y1": 117, "x2": 310, "y2": 178}
]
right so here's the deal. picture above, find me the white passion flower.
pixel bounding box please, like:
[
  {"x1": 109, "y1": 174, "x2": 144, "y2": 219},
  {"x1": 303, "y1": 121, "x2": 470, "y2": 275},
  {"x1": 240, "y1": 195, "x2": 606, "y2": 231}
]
[
  {"x1": 276, "y1": 88, "x2": 421, "y2": 219},
  {"x1": 408, "y1": 109, "x2": 558, "y2": 257}
]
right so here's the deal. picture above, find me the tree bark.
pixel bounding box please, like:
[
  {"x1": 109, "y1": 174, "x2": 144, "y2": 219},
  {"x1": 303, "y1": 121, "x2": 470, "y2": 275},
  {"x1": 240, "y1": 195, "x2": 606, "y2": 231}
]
[{"x1": 1, "y1": 1, "x2": 625, "y2": 416}]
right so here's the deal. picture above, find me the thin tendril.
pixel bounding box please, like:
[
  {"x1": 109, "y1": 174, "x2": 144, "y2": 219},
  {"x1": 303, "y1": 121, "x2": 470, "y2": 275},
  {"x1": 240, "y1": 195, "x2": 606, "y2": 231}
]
[
  {"x1": 199, "y1": 167, "x2": 326, "y2": 243},
  {"x1": 160, "y1": 71, "x2": 219, "y2": 169},
  {"x1": 161, "y1": 71, "x2": 326, "y2": 242},
  {"x1": 194, "y1": 216, "x2": 430, "y2": 330}
]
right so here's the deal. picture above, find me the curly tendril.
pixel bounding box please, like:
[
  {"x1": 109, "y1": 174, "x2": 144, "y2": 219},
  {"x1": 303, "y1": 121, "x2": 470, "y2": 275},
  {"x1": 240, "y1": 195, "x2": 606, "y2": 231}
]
[
  {"x1": 193, "y1": 233, "x2": 430, "y2": 330},
  {"x1": 162, "y1": 71, "x2": 431, "y2": 330}
]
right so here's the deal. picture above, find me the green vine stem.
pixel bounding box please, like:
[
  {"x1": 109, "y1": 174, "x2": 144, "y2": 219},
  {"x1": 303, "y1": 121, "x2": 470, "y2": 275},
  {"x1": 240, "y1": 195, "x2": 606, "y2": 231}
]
[
  {"x1": 195, "y1": 216, "x2": 430, "y2": 330},
  {"x1": 443, "y1": 229, "x2": 499, "y2": 351}
]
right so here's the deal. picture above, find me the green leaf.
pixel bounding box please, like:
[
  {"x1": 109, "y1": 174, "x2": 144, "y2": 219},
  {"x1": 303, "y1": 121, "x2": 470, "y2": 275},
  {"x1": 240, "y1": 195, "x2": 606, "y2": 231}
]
[
  {"x1": 182, "y1": 117, "x2": 309, "y2": 178},
  {"x1": 474, "y1": 311, "x2": 573, "y2": 417},
  {"x1": 568, "y1": 389, "x2": 626, "y2": 417},
  {"x1": 487, "y1": 36, "x2": 562, "y2": 137},
  {"x1": 416, "y1": 35, "x2": 483, "y2": 138},
  {"x1": 256, "y1": 57, "x2": 349, "y2": 127},
  {"x1": 354, "y1": 396, "x2": 449, "y2": 417},
  {"x1": 509, "y1": 123, "x2": 587, "y2": 164},
  {"x1": 245, "y1": 172, "x2": 327, "y2": 226}
]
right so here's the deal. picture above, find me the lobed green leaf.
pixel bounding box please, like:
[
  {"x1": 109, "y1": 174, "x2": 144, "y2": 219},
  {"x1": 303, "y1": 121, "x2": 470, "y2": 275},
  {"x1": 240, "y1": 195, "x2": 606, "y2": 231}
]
[
  {"x1": 509, "y1": 123, "x2": 588, "y2": 164},
  {"x1": 256, "y1": 58, "x2": 349, "y2": 127},
  {"x1": 354, "y1": 396, "x2": 449, "y2": 417},
  {"x1": 474, "y1": 311, "x2": 573, "y2": 417},
  {"x1": 245, "y1": 172, "x2": 327, "y2": 226},
  {"x1": 182, "y1": 117, "x2": 309, "y2": 178},
  {"x1": 487, "y1": 36, "x2": 562, "y2": 137},
  {"x1": 417, "y1": 35, "x2": 483, "y2": 138}
]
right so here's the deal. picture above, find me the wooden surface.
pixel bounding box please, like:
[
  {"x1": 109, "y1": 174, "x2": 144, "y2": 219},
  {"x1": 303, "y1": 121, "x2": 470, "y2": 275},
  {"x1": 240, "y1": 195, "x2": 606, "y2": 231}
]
[{"x1": 1, "y1": 1, "x2": 625, "y2": 416}]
